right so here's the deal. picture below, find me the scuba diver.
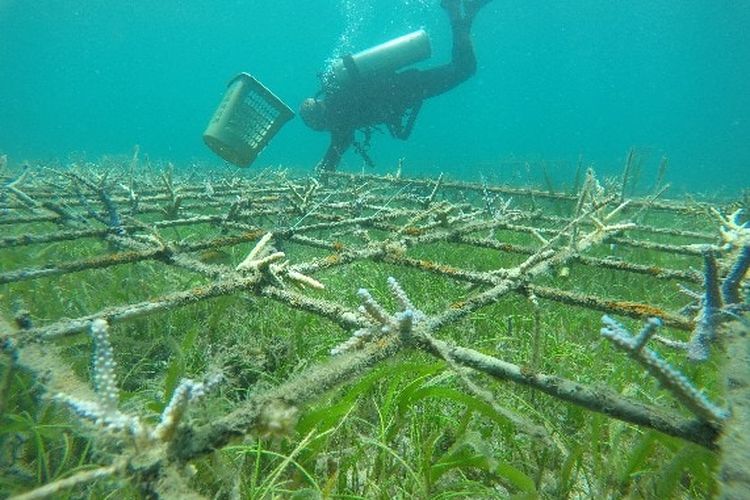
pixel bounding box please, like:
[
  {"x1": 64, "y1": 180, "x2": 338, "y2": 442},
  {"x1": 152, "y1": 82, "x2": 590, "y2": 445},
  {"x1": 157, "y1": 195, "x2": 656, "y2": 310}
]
[{"x1": 299, "y1": 0, "x2": 493, "y2": 174}]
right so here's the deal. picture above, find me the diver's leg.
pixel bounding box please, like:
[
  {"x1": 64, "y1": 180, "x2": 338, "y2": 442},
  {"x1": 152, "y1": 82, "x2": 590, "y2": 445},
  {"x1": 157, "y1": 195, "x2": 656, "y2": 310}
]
[
  {"x1": 441, "y1": 0, "x2": 461, "y2": 20},
  {"x1": 447, "y1": 1, "x2": 477, "y2": 80},
  {"x1": 463, "y1": 0, "x2": 493, "y2": 21},
  {"x1": 447, "y1": 0, "x2": 494, "y2": 64},
  {"x1": 405, "y1": 0, "x2": 490, "y2": 99},
  {"x1": 442, "y1": 0, "x2": 491, "y2": 26}
]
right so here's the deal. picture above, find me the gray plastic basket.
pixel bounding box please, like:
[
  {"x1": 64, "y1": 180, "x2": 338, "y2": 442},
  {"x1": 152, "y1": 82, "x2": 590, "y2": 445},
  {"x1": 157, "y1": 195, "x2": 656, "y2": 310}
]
[{"x1": 203, "y1": 73, "x2": 294, "y2": 167}]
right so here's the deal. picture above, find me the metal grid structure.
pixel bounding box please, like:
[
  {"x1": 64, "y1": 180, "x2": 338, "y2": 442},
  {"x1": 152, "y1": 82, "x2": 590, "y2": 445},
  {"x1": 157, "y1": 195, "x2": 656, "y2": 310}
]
[{"x1": 0, "y1": 158, "x2": 748, "y2": 498}]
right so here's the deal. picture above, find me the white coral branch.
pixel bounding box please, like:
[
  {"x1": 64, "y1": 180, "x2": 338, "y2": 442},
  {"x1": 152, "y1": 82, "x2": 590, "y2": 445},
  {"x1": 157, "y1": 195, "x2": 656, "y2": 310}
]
[
  {"x1": 332, "y1": 277, "x2": 423, "y2": 356},
  {"x1": 236, "y1": 233, "x2": 324, "y2": 290},
  {"x1": 56, "y1": 319, "x2": 221, "y2": 446}
]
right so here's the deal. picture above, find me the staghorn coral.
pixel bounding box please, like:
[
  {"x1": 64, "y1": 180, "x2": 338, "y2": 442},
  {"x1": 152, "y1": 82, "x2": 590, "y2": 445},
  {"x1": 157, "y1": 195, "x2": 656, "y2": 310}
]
[
  {"x1": 685, "y1": 245, "x2": 750, "y2": 361},
  {"x1": 331, "y1": 276, "x2": 424, "y2": 355},
  {"x1": 601, "y1": 315, "x2": 728, "y2": 424},
  {"x1": 56, "y1": 318, "x2": 222, "y2": 445},
  {"x1": 236, "y1": 232, "x2": 325, "y2": 290}
]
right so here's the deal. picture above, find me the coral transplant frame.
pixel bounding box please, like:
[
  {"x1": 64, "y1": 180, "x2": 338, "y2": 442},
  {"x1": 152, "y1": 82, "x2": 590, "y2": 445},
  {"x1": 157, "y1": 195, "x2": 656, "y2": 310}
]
[{"x1": 0, "y1": 150, "x2": 748, "y2": 498}]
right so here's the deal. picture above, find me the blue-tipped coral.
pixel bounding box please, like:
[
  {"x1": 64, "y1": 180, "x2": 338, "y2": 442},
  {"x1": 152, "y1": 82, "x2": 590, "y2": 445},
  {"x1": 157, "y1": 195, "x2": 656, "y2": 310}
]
[
  {"x1": 686, "y1": 244, "x2": 750, "y2": 361},
  {"x1": 686, "y1": 251, "x2": 724, "y2": 362},
  {"x1": 722, "y1": 245, "x2": 750, "y2": 306},
  {"x1": 601, "y1": 315, "x2": 728, "y2": 424},
  {"x1": 67, "y1": 170, "x2": 127, "y2": 236}
]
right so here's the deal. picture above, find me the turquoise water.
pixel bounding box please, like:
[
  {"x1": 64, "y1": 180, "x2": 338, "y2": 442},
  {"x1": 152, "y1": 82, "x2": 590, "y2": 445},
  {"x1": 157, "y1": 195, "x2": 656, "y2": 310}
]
[{"x1": 0, "y1": 1, "x2": 748, "y2": 193}]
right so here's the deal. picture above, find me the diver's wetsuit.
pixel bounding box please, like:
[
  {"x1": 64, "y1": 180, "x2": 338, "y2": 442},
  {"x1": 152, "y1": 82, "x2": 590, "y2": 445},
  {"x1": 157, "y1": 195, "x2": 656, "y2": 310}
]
[{"x1": 313, "y1": 2, "x2": 484, "y2": 172}]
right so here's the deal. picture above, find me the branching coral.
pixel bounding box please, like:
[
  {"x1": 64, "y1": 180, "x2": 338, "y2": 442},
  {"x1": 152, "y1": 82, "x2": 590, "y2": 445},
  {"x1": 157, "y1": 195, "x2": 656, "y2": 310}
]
[
  {"x1": 331, "y1": 276, "x2": 424, "y2": 355},
  {"x1": 684, "y1": 245, "x2": 750, "y2": 361},
  {"x1": 236, "y1": 232, "x2": 324, "y2": 290},
  {"x1": 57, "y1": 318, "x2": 221, "y2": 445},
  {"x1": 600, "y1": 315, "x2": 728, "y2": 424},
  {"x1": 714, "y1": 208, "x2": 750, "y2": 250}
]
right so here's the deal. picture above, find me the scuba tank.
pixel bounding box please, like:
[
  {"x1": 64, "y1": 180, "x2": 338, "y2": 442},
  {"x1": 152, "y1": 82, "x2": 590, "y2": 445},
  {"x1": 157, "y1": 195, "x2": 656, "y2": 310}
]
[{"x1": 331, "y1": 29, "x2": 431, "y2": 86}]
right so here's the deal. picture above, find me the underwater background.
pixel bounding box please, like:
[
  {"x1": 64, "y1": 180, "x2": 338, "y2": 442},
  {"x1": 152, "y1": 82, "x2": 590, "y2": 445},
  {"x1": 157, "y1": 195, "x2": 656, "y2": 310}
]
[{"x1": 0, "y1": 0, "x2": 748, "y2": 193}]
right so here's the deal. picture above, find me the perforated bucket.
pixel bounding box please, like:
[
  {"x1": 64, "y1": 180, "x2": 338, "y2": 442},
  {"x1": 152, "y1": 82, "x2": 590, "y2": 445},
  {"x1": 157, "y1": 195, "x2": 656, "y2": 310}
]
[{"x1": 203, "y1": 73, "x2": 294, "y2": 167}]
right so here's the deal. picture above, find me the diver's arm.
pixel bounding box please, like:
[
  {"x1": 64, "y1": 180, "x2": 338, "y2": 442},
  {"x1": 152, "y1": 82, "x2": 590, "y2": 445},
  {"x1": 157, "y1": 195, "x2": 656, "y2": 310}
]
[{"x1": 317, "y1": 128, "x2": 354, "y2": 172}]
